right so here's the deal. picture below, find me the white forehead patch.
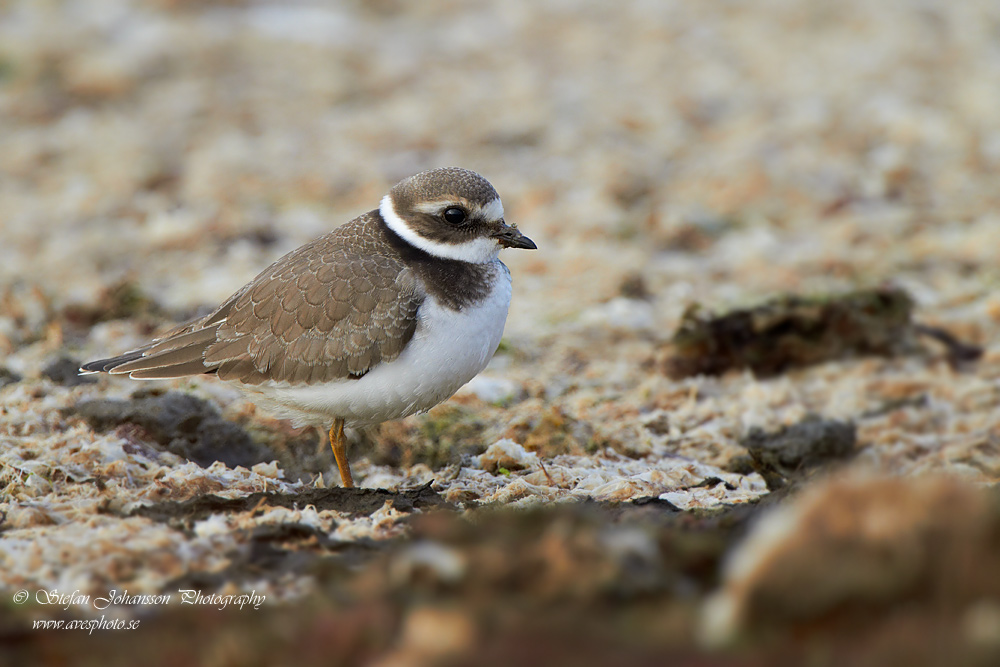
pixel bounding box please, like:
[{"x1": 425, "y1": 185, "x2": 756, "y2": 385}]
[
  {"x1": 380, "y1": 195, "x2": 502, "y2": 264},
  {"x1": 481, "y1": 197, "x2": 504, "y2": 222}
]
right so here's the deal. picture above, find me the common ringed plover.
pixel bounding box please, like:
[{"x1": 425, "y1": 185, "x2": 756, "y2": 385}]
[{"x1": 81, "y1": 167, "x2": 536, "y2": 487}]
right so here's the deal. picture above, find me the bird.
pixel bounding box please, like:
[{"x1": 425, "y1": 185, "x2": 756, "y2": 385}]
[{"x1": 81, "y1": 167, "x2": 536, "y2": 488}]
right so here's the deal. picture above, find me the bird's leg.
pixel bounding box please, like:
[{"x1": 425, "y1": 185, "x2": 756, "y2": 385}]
[{"x1": 328, "y1": 418, "x2": 354, "y2": 488}]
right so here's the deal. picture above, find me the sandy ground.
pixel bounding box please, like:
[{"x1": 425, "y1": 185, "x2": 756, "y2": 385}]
[{"x1": 2, "y1": 0, "x2": 1000, "y2": 664}]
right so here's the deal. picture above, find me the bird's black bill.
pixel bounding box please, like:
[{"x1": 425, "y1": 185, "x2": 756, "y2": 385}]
[{"x1": 492, "y1": 226, "x2": 537, "y2": 250}]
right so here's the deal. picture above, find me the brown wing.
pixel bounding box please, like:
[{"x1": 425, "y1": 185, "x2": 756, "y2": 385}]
[{"x1": 82, "y1": 216, "x2": 425, "y2": 385}]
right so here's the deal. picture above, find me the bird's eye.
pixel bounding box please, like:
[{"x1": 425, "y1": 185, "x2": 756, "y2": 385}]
[{"x1": 443, "y1": 207, "x2": 467, "y2": 225}]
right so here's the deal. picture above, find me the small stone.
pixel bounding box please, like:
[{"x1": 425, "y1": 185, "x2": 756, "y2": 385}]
[{"x1": 475, "y1": 438, "x2": 538, "y2": 474}]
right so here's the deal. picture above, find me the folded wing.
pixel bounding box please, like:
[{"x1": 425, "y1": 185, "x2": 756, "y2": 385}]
[{"x1": 81, "y1": 219, "x2": 424, "y2": 385}]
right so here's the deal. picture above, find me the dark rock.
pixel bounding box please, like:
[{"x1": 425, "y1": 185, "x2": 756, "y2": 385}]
[
  {"x1": 722, "y1": 454, "x2": 756, "y2": 476},
  {"x1": 41, "y1": 357, "x2": 96, "y2": 386},
  {"x1": 69, "y1": 391, "x2": 275, "y2": 469},
  {"x1": 0, "y1": 367, "x2": 21, "y2": 389},
  {"x1": 741, "y1": 415, "x2": 857, "y2": 491},
  {"x1": 618, "y1": 272, "x2": 651, "y2": 300}
]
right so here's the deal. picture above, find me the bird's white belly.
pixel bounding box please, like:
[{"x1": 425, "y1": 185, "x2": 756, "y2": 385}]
[{"x1": 243, "y1": 263, "x2": 512, "y2": 428}]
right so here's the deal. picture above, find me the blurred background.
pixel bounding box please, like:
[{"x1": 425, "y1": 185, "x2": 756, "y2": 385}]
[
  {"x1": 2, "y1": 0, "x2": 1000, "y2": 665},
  {"x1": 3, "y1": 0, "x2": 998, "y2": 334}
]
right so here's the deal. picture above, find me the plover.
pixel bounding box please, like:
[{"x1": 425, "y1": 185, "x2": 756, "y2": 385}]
[{"x1": 81, "y1": 167, "x2": 536, "y2": 487}]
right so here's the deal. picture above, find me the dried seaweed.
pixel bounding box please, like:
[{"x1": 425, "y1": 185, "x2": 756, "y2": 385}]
[{"x1": 664, "y1": 287, "x2": 917, "y2": 378}]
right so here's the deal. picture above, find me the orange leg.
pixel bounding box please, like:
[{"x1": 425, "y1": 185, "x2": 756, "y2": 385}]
[{"x1": 328, "y1": 418, "x2": 354, "y2": 488}]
